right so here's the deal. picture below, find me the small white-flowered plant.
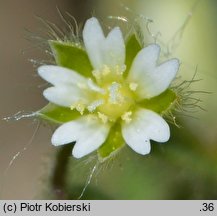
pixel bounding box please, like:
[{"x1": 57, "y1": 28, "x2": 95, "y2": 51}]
[{"x1": 37, "y1": 17, "x2": 180, "y2": 161}]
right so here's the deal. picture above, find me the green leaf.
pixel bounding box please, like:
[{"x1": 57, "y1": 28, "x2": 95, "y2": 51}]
[
  {"x1": 37, "y1": 103, "x2": 80, "y2": 124},
  {"x1": 139, "y1": 89, "x2": 177, "y2": 114},
  {"x1": 98, "y1": 123, "x2": 125, "y2": 162},
  {"x1": 125, "y1": 34, "x2": 142, "y2": 76},
  {"x1": 49, "y1": 40, "x2": 93, "y2": 77}
]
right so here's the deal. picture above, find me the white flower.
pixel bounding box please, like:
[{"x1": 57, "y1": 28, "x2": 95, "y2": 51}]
[{"x1": 38, "y1": 17, "x2": 180, "y2": 158}]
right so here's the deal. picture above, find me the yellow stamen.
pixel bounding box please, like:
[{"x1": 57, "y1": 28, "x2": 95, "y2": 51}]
[
  {"x1": 121, "y1": 111, "x2": 132, "y2": 123},
  {"x1": 98, "y1": 112, "x2": 108, "y2": 124},
  {"x1": 70, "y1": 101, "x2": 86, "y2": 115},
  {"x1": 102, "y1": 65, "x2": 111, "y2": 76},
  {"x1": 129, "y1": 82, "x2": 138, "y2": 91}
]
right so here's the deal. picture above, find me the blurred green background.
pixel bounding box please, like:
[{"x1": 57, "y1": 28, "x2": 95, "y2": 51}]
[{"x1": 0, "y1": 0, "x2": 217, "y2": 199}]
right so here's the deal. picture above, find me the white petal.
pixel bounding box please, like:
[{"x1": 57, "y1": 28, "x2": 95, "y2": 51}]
[
  {"x1": 38, "y1": 65, "x2": 87, "y2": 86},
  {"x1": 83, "y1": 17, "x2": 105, "y2": 69},
  {"x1": 130, "y1": 44, "x2": 160, "y2": 70},
  {"x1": 83, "y1": 17, "x2": 125, "y2": 70},
  {"x1": 51, "y1": 115, "x2": 111, "y2": 158},
  {"x1": 43, "y1": 85, "x2": 89, "y2": 107},
  {"x1": 102, "y1": 27, "x2": 125, "y2": 69},
  {"x1": 122, "y1": 109, "x2": 170, "y2": 155},
  {"x1": 128, "y1": 44, "x2": 180, "y2": 99},
  {"x1": 123, "y1": 130, "x2": 151, "y2": 155}
]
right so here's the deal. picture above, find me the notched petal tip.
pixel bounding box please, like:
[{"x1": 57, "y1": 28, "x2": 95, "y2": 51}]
[
  {"x1": 42, "y1": 85, "x2": 83, "y2": 108},
  {"x1": 83, "y1": 17, "x2": 105, "y2": 70},
  {"x1": 51, "y1": 115, "x2": 111, "y2": 159},
  {"x1": 42, "y1": 87, "x2": 56, "y2": 103},
  {"x1": 85, "y1": 17, "x2": 100, "y2": 26},
  {"x1": 51, "y1": 136, "x2": 61, "y2": 147},
  {"x1": 38, "y1": 64, "x2": 60, "y2": 73},
  {"x1": 51, "y1": 128, "x2": 70, "y2": 146},
  {"x1": 128, "y1": 42, "x2": 180, "y2": 99},
  {"x1": 146, "y1": 43, "x2": 161, "y2": 52},
  {"x1": 72, "y1": 147, "x2": 86, "y2": 159},
  {"x1": 133, "y1": 139, "x2": 151, "y2": 156},
  {"x1": 156, "y1": 57, "x2": 180, "y2": 85},
  {"x1": 37, "y1": 65, "x2": 51, "y2": 78},
  {"x1": 37, "y1": 65, "x2": 67, "y2": 85},
  {"x1": 156, "y1": 122, "x2": 170, "y2": 143},
  {"x1": 83, "y1": 17, "x2": 103, "y2": 37},
  {"x1": 142, "y1": 43, "x2": 161, "y2": 62},
  {"x1": 108, "y1": 26, "x2": 122, "y2": 36},
  {"x1": 122, "y1": 109, "x2": 170, "y2": 155},
  {"x1": 167, "y1": 58, "x2": 180, "y2": 74},
  {"x1": 83, "y1": 16, "x2": 126, "y2": 70}
]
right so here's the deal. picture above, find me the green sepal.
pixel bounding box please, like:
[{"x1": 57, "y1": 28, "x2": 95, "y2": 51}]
[
  {"x1": 125, "y1": 34, "x2": 142, "y2": 76},
  {"x1": 37, "y1": 103, "x2": 80, "y2": 124},
  {"x1": 49, "y1": 40, "x2": 93, "y2": 77},
  {"x1": 98, "y1": 122, "x2": 125, "y2": 162},
  {"x1": 139, "y1": 89, "x2": 177, "y2": 114}
]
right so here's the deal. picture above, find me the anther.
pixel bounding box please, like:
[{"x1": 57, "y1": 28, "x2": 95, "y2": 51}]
[
  {"x1": 87, "y1": 99, "x2": 104, "y2": 112},
  {"x1": 109, "y1": 82, "x2": 121, "y2": 104},
  {"x1": 129, "y1": 83, "x2": 138, "y2": 91},
  {"x1": 98, "y1": 112, "x2": 108, "y2": 124},
  {"x1": 121, "y1": 111, "x2": 132, "y2": 123}
]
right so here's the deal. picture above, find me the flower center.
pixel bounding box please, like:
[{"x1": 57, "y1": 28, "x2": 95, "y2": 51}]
[
  {"x1": 71, "y1": 65, "x2": 138, "y2": 123},
  {"x1": 96, "y1": 81, "x2": 134, "y2": 121}
]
